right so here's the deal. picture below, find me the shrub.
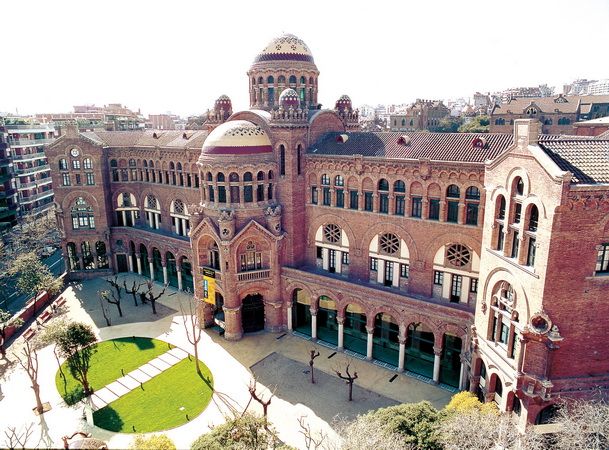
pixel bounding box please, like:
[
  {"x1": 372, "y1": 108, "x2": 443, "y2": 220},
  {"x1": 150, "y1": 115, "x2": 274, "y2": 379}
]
[
  {"x1": 130, "y1": 434, "x2": 176, "y2": 450},
  {"x1": 191, "y1": 414, "x2": 278, "y2": 450}
]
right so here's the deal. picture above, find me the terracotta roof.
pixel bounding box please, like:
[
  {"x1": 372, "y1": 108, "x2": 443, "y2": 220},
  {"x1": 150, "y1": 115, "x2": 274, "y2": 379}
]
[
  {"x1": 80, "y1": 130, "x2": 208, "y2": 149},
  {"x1": 574, "y1": 117, "x2": 609, "y2": 126},
  {"x1": 492, "y1": 94, "x2": 609, "y2": 115},
  {"x1": 538, "y1": 137, "x2": 609, "y2": 184},
  {"x1": 308, "y1": 132, "x2": 513, "y2": 163}
]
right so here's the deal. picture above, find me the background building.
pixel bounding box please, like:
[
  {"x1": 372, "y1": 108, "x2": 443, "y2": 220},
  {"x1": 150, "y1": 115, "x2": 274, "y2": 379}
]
[
  {"x1": 389, "y1": 99, "x2": 450, "y2": 131},
  {"x1": 37, "y1": 104, "x2": 145, "y2": 134}
]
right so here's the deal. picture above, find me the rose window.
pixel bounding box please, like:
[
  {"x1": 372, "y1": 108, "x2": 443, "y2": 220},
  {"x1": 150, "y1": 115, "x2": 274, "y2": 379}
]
[
  {"x1": 323, "y1": 224, "x2": 341, "y2": 243},
  {"x1": 380, "y1": 233, "x2": 400, "y2": 255},
  {"x1": 447, "y1": 244, "x2": 471, "y2": 267}
]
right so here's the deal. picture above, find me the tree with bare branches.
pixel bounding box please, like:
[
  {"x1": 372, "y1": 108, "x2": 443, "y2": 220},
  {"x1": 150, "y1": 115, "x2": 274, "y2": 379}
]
[
  {"x1": 123, "y1": 279, "x2": 144, "y2": 307},
  {"x1": 334, "y1": 361, "x2": 358, "y2": 401},
  {"x1": 180, "y1": 300, "x2": 202, "y2": 376},
  {"x1": 37, "y1": 318, "x2": 69, "y2": 380},
  {"x1": 100, "y1": 289, "x2": 123, "y2": 317},
  {"x1": 3, "y1": 422, "x2": 34, "y2": 449},
  {"x1": 248, "y1": 378, "x2": 274, "y2": 424},
  {"x1": 98, "y1": 295, "x2": 111, "y2": 326},
  {"x1": 15, "y1": 340, "x2": 46, "y2": 414},
  {"x1": 309, "y1": 349, "x2": 320, "y2": 384},
  {"x1": 551, "y1": 398, "x2": 609, "y2": 450},
  {"x1": 145, "y1": 281, "x2": 165, "y2": 315},
  {"x1": 105, "y1": 277, "x2": 124, "y2": 316}
]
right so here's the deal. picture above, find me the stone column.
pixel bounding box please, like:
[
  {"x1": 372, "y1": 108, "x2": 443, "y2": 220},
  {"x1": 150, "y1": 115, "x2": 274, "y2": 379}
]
[
  {"x1": 337, "y1": 316, "x2": 344, "y2": 350},
  {"x1": 177, "y1": 267, "x2": 183, "y2": 291},
  {"x1": 458, "y1": 202, "x2": 465, "y2": 225},
  {"x1": 439, "y1": 200, "x2": 446, "y2": 222},
  {"x1": 162, "y1": 263, "x2": 168, "y2": 285},
  {"x1": 421, "y1": 195, "x2": 429, "y2": 219},
  {"x1": 458, "y1": 355, "x2": 468, "y2": 390},
  {"x1": 311, "y1": 308, "x2": 318, "y2": 340},
  {"x1": 182, "y1": 218, "x2": 188, "y2": 236},
  {"x1": 398, "y1": 336, "x2": 406, "y2": 372},
  {"x1": 175, "y1": 217, "x2": 181, "y2": 236},
  {"x1": 433, "y1": 346, "x2": 442, "y2": 383},
  {"x1": 264, "y1": 300, "x2": 284, "y2": 332},
  {"x1": 223, "y1": 305, "x2": 243, "y2": 341},
  {"x1": 149, "y1": 258, "x2": 155, "y2": 281},
  {"x1": 128, "y1": 253, "x2": 134, "y2": 272},
  {"x1": 287, "y1": 303, "x2": 293, "y2": 331},
  {"x1": 136, "y1": 254, "x2": 142, "y2": 275},
  {"x1": 366, "y1": 326, "x2": 374, "y2": 361},
  {"x1": 121, "y1": 210, "x2": 127, "y2": 226}
]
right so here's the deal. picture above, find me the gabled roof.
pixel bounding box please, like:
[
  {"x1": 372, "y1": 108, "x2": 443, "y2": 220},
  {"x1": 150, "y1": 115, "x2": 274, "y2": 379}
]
[
  {"x1": 79, "y1": 130, "x2": 208, "y2": 149},
  {"x1": 492, "y1": 94, "x2": 609, "y2": 115},
  {"x1": 308, "y1": 132, "x2": 513, "y2": 163},
  {"x1": 538, "y1": 136, "x2": 609, "y2": 184}
]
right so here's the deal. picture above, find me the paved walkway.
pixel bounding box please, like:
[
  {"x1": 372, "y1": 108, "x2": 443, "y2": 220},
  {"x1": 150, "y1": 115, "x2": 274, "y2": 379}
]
[{"x1": 90, "y1": 347, "x2": 189, "y2": 411}]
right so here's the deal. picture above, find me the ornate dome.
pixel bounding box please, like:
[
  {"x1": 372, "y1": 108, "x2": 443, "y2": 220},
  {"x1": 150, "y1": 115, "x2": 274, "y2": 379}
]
[
  {"x1": 201, "y1": 120, "x2": 273, "y2": 156},
  {"x1": 279, "y1": 88, "x2": 300, "y2": 109},
  {"x1": 335, "y1": 94, "x2": 352, "y2": 112},
  {"x1": 254, "y1": 33, "x2": 314, "y2": 63},
  {"x1": 214, "y1": 95, "x2": 232, "y2": 119}
]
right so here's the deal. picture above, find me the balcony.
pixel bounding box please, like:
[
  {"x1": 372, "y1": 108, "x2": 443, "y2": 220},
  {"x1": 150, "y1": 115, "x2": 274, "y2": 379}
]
[
  {"x1": 20, "y1": 189, "x2": 54, "y2": 204},
  {"x1": 5, "y1": 124, "x2": 55, "y2": 132},
  {"x1": 18, "y1": 177, "x2": 52, "y2": 189},
  {"x1": 15, "y1": 164, "x2": 50, "y2": 176},
  {"x1": 0, "y1": 188, "x2": 17, "y2": 199},
  {"x1": 237, "y1": 269, "x2": 271, "y2": 282},
  {"x1": 0, "y1": 206, "x2": 17, "y2": 219},
  {"x1": 28, "y1": 203, "x2": 54, "y2": 215},
  {"x1": 11, "y1": 149, "x2": 47, "y2": 161},
  {"x1": 0, "y1": 173, "x2": 13, "y2": 183},
  {"x1": 8, "y1": 138, "x2": 54, "y2": 147}
]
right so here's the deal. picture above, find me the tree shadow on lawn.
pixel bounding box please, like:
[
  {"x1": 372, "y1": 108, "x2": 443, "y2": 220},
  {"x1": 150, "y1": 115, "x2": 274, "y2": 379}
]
[{"x1": 93, "y1": 405, "x2": 125, "y2": 433}]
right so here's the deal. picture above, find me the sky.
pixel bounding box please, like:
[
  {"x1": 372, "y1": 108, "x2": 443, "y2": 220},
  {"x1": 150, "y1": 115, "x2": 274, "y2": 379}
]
[{"x1": 3, "y1": 0, "x2": 608, "y2": 117}]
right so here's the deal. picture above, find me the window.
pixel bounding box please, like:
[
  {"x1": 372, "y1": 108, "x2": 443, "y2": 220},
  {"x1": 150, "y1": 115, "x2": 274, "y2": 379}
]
[
  {"x1": 527, "y1": 237, "x2": 536, "y2": 267},
  {"x1": 240, "y1": 251, "x2": 262, "y2": 272},
  {"x1": 71, "y1": 197, "x2": 95, "y2": 230},
  {"x1": 465, "y1": 186, "x2": 480, "y2": 225},
  {"x1": 86, "y1": 173, "x2": 94, "y2": 185},
  {"x1": 470, "y1": 278, "x2": 478, "y2": 293},
  {"x1": 379, "y1": 193, "x2": 389, "y2": 214},
  {"x1": 59, "y1": 159, "x2": 68, "y2": 170},
  {"x1": 400, "y1": 263, "x2": 409, "y2": 278},
  {"x1": 395, "y1": 195, "x2": 405, "y2": 216},
  {"x1": 75, "y1": 174, "x2": 81, "y2": 185},
  {"x1": 218, "y1": 186, "x2": 226, "y2": 203},
  {"x1": 335, "y1": 175, "x2": 344, "y2": 187},
  {"x1": 380, "y1": 233, "x2": 400, "y2": 255},
  {"x1": 342, "y1": 252, "x2": 349, "y2": 265},
  {"x1": 497, "y1": 196, "x2": 506, "y2": 219},
  {"x1": 528, "y1": 205, "x2": 539, "y2": 231},
  {"x1": 411, "y1": 197, "x2": 422, "y2": 218},
  {"x1": 322, "y1": 187, "x2": 331, "y2": 206},
  {"x1": 378, "y1": 179, "x2": 389, "y2": 191},
  {"x1": 244, "y1": 185, "x2": 253, "y2": 202},
  {"x1": 321, "y1": 174, "x2": 330, "y2": 185},
  {"x1": 514, "y1": 203, "x2": 522, "y2": 223},
  {"x1": 316, "y1": 246, "x2": 323, "y2": 259},
  {"x1": 369, "y1": 257, "x2": 378, "y2": 271},
  {"x1": 429, "y1": 199, "x2": 440, "y2": 220},
  {"x1": 62, "y1": 173, "x2": 71, "y2": 186},
  {"x1": 511, "y1": 231, "x2": 520, "y2": 258},
  {"x1": 447, "y1": 184, "x2": 460, "y2": 199},
  {"x1": 349, "y1": 190, "x2": 358, "y2": 209},
  {"x1": 596, "y1": 243, "x2": 609, "y2": 274},
  {"x1": 72, "y1": 160, "x2": 81, "y2": 170},
  {"x1": 280, "y1": 145, "x2": 286, "y2": 176},
  {"x1": 434, "y1": 271, "x2": 444, "y2": 285},
  {"x1": 83, "y1": 158, "x2": 92, "y2": 169},
  {"x1": 336, "y1": 189, "x2": 344, "y2": 208},
  {"x1": 323, "y1": 224, "x2": 341, "y2": 243},
  {"x1": 311, "y1": 186, "x2": 318, "y2": 204},
  {"x1": 495, "y1": 118, "x2": 505, "y2": 125},
  {"x1": 497, "y1": 224, "x2": 505, "y2": 252},
  {"x1": 257, "y1": 184, "x2": 264, "y2": 202},
  {"x1": 515, "y1": 177, "x2": 524, "y2": 196},
  {"x1": 394, "y1": 180, "x2": 405, "y2": 193},
  {"x1": 364, "y1": 192, "x2": 373, "y2": 211},
  {"x1": 447, "y1": 201, "x2": 459, "y2": 223}
]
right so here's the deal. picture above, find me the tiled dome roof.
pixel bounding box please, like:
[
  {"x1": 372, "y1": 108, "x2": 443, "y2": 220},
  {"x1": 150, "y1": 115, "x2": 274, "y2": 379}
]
[
  {"x1": 279, "y1": 88, "x2": 300, "y2": 109},
  {"x1": 202, "y1": 120, "x2": 272, "y2": 156},
  {"x1": 254, "y1": 33, "x2": 314, "y2": 63}
]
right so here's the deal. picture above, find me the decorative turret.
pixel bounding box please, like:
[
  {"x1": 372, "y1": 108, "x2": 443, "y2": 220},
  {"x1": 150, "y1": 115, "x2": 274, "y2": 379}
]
[
  {"x1": 264, "y1": 204, "x2": 282, "y2": 235},
  {"x1": 334, "y1": 94, "x2": 359, "y2": 129},
  {"x1": 270, "y1": 89, "x2": 309, "y2": 123},
  {"x1": 205, "y1": 95, "x2": 233, "y2": 129},
  {"x1": 218, "y1": 209, "x2": 235, "y2": 241}
]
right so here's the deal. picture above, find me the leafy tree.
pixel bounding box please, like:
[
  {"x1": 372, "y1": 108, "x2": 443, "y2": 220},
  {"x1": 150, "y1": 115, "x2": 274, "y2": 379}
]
[
  {"x1": 458, "y1": 115, "x2": 490, "y2": 133},
  {"x1": 190, "y1": 414, "x2": 279, "y2": 450},
  {"x1": 364, "y1": 401, "x2": 442, "y2": 450},
  {"x1": 444, "y1": 391, "x2": 498, "y2": 415},
  {"x1": 36, "y1": 318, "x2": 69, "y2": 378},
  {"x1": 0, "y1": 308, "x2": 24, "y2": 359},
  {"x1": 130, "y1": 434, "x2": 176, "y2": 450},
  {"x1": 429, "y1": 117, "x2": 462, "y2": 133},
  {"x1": 55, "y1": 322, "x2": 97, "y2": 396},
  {"x1": 9, "y1": 252, "x2": 63, "y2": 314}
]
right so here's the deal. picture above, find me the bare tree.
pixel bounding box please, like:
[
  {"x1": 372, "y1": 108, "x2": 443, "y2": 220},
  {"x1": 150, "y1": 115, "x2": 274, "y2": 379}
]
[
  {"x1": 123, "y1": 279, "x2": 144, "y2": 307},
  {"x1": 180, "y1": 299, "x2": 202, "y2": 376},
  {"x1": 297, "y1": 416, "x2": 332, "y2": 450},
  {"x1": 334, "y1": 361, "x2": 358, "y2": 401},
  {"x1": 145, "y1": 281, "x2": 165, "y2": 315},
  {"x1": 104, "y1": 277, "x2": 123, "y2": 316},
  {"x1": 36, "y1": 318, "x2": 69, "y2": 379},
  {"x1": 3, "y1": 423, "x2": 34, "y2": 449},
  {"x1": 98, "y1": 295, "x2": 111, "y2": 327},
  {"x1": 309, "y1": 349, "x2": 320, "y2": 384},
  {"x1": 248, "y1": 378, "x2": 274, "y2": 424},
  {"x1": 100, "y1": 289, "x2": 122, "y2": 318},
  {"x1": 551, "y1": 398, "x2": 609, "y2": 450},
  {"x1": 15, "y1": 341, "x2": 46, "y2": 414}
]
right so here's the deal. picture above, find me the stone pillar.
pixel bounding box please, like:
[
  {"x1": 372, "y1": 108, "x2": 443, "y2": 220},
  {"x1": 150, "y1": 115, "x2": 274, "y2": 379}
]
[
  {"x1": 175, "y1": 217, "x2": 181, "y2": 235},
  {"x1": 177, "y1": 268, "x2": 183, "y2": 291},
  {"x1": 433, "y1": 346, "x2": 442, "y2": 383},
  {"x1": 136, "y1": 254, "x2": 142, "y2": 275},
  {"x1": 128, "y1": 253, "x2": 134, "y2": 272},
  {"x1": 398, "y1": 337, "x2": 406, "y2": 372},
  {"x1": 458, "y1": 202, "x2": 465, "y2": 225},
  {"x1": 121, "y1": 210, "x2": 127, "y2": 226},
  {"x1": 182, "y1": 218, "x2": 188, "y2": 236},
  {"x1": 201, "y1": 300, "x2": 215, "y2": 328},
  {"x1": 337, "y1": 316, "x2": 344, "y2": 350},
  {"x1": 311, "y1": 309, "x2": 318, "y2": 340},
  {"x1": 264, "y1": 300, "x2": 283, "y2": 332},
  {"x1": 366, "y1": 326, "x2": 374, "y2": 361},
  {"x1": 458, "y1": 357, "x2": 468, "y2": 390},
  {"x1": 223, "y1": 305, "x2": 243, "y2": 341},
  {"x1": 149, "y1": 259, "x2": 155, "y2": 281},
  {"x1": 439, "y1": 200, "x2": 446, "y2": 222},
  {"x1": 162, "y1": 264, "x2": 168, "y2": 285},
  {"x1": 287, "y1": 304, "x2": 293, "y2": 331}
]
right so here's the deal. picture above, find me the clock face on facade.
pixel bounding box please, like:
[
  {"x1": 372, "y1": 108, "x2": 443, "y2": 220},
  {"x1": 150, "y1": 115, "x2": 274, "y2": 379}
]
[{"x1": 70, "y1": 148, "x2": 80, "y2": 157}]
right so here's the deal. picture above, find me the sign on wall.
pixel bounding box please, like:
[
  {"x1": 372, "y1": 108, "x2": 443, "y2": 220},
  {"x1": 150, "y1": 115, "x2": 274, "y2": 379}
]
[{"x1": 202, "y1": 268, "x2": 216, "y2": 305}]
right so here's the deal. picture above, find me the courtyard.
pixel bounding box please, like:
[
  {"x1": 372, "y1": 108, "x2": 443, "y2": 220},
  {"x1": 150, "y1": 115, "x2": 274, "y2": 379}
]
[{"x1": 0, "y1": 274, "x2": 454, "y2": 449}]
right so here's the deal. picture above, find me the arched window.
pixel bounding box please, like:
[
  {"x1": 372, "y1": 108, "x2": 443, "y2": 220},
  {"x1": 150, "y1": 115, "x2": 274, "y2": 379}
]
[
  {"x1": 96, "y1": 241, "x2": 109, "y2": 269},
  {"x1": 315, "y1": 224, "x2": 350, "y2": 275},
  {"x1": 280, "y1": 145, "x2": 286, "y2": 176},
  {"x1": 110, "y1": 159, "x2": 118, "y2": 167},
  {"x1": 432, "y1": 244, "x2": 479, "y2": 303},
  {"x1": 394, "y1": 180, "x2": 406, "y2": 193},
  {"x1": 229, "y1": 172, "x2": 239, "y2": 182},
  {"x1": 145, "y1": 194, "x2": 161, "y2": 229},
  {"x1": 268, "y1": 170, "x2": 273, "y2": 180},
  {"x1": 83, "y1": 158, "x2": 92, "y2": 170},
  {"x1": 335, "y1": 175, "x2": 344, "y2": 186},
  {"x1": 401, "y1": 118, "x2": 406, "y2": 126},
  {"x1": 514, "y1": 177, "x2": 524, "y2": 196},
  {"x1": 378, "y1": 179, "x2": 390, "y2": 213},
  {"x1": 378, "y1": 179, "x2": 389, "y2": 191},
  {"x1": 129, "y1": 159, "x2": 136, "y2": 167},
  {"x1": 489, "y1": 281, "x2": 520, "y2": 360},
  {"x1": 71, "y1": 197, "x2": 95, "y2": 230},
  {"x1": 243, "y1": 172, "x2": 253, "y2": 182},
  {"x1": 257, "y1": 171, "x2": 265, "y2": 181},
  {"x1": 369, "y1": 233, "x2": 410, "y2": 288},
  {"x1": 267, "y1": 76, "x2": 274, "y2": 84},
  {"x1": 447, "y1": 185, "x2": 460, "y2": 198},
  {"x1": 494, "y1": 195, "x2": 507, "y2": 252},
  {"x1": 116, "y1": 192, "x2": 139, "y2": 227},
  {"x1": 525, "y1": 204, "x2": 539, "y2": 267},
  {"x1": 528, "y1": 204, "x2": 539, "y2": 232},
  {"x1": 278, "y1": 75, "x2": 286, "y2": 84},
  {"x1": 525, "y1": 107, "x2": 537, "y2": 115},
  {"x1": 170, "y1": 199, "x2": 190, "y2": 237},
  {"x1": 300, "y1": 76, "x2": 306, "y2": 84},
  {"x1": 244, "y1": 172, "x2": 253, "y2": 203},
  {"x1": 289, "y1": 75, "x2": 297, "y2": 84},
  {"x1": 465, "y1": 186, "x2": 480, "y2": 226},
  {"x1": 494, "y1": 118, "x2": 505, "y2": 125},
  {"x1": 252, "y1": 77, "x2": 256, "y2": 86},
  {"x1": 59, "y1": 158, "x2": 68, "y2": 170},
  {"x1": 217, "y1": 172, "x2": 225, "y2": 182},
  {"x1": 321, "y1": 174, "x2": 330, "y2": 185},
  {"x1": 258, "y1": 76, "x2": 263, "y2": 84},
  {"x1": 66, "y1": 242, "x2": 80, "y2": 270},
  {"x1": 110, "y1": 159, "x2": 119, "y2": 182},
  {"x1": 558, "y1": 117, "x2": 571, "y2": 125},
  {"x1": 446, "y1": 185, "x2": 460, "y2": 223},
  {"x1": 81, "y1": 241, "x2": 95, "y2": 270}
]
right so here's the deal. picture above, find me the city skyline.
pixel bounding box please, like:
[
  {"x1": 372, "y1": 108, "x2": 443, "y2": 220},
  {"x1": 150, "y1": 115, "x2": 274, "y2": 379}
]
[{"x1": 3, "y1": 0, "x2": 608, "y2": 117}]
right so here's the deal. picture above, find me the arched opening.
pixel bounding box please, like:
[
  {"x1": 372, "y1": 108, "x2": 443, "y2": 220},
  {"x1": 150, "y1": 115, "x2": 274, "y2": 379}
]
[
  {"x1": 181, "y1": 256, "x2": 194, "y2": 292},
  {"x1": 67, "y1": 242, "x2": 80, "y2": 270},
  {"x1": 372, "y1": 313, "x2": 399, "y2": 365},
  {"x1": 242, "y1": 293, "x2": 265, "y2": 333},
  {"x1": 140, "y1": 245, "x2": 150, "y2": 277},
  {"x1": 405, "y1": 322, "x2": 435, "y2": 378},
  {"x1": 317, "y1": 295, "x2": 338, "y2": 345},
  {"x1": 535, "y1": 403, "x2": 561, "y2": 425},
  {"x1": 446, "y1": 184, "x2": 460, "y2": 223},
  {"x1": 81, "y1": 241, "x2": 95, "y2": 270},
  {"x1": 440, "y1": 333, "x2": 462, "y2": 387},
  {"x1": 490, "y1": 373, "x2": 503, "y2": 404},
  {"x1": 291, "y1": 289, "x2": 311, "y2": 336},
  {"x1": 343, "y1": 304, "x2": 367, "y2": 355},
  {"x1": 96, "y1": 241, "x2": 109, "y2": 269},
  {"x1": 152, "y1": 248, "x2": 163, "y2": 281},
  {"x1": 166, "y1": 252, "x2": 178, "y2": 288},
  {"x1": 129, "y1": 241, "x2": 136, "y2": 273}
]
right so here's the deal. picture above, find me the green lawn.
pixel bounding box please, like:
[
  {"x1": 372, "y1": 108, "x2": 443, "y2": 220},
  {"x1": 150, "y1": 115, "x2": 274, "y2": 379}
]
[
  {"x1": 55, "y1": 337, "x2": 171, "y2": 404},
  {"x1": 93, "y1": 357, "x2": 214, "y2": 433}
]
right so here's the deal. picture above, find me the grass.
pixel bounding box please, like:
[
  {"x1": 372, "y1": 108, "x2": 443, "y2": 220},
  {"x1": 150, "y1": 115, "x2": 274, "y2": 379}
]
[
  {"x1": 55, "y1": 336, "x2": 171, "y2": 404},
  {"x1": 93, "y1": 357, "x2": 214, "y2": 433}
]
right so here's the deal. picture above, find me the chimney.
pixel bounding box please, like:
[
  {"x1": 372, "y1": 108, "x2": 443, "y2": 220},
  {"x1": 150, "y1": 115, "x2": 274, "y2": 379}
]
[{"x1": 514, "y1": 119, "x2": 540, "y2": 147}]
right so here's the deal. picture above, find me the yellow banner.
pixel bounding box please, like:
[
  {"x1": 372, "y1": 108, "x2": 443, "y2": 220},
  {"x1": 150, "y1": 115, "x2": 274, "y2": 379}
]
[{"x1": 202, "y1": 268, "x2": 216, "y2": 305}]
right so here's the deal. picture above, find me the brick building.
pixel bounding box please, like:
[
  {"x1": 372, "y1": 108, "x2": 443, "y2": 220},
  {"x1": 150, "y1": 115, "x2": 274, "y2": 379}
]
[
  {"x1": 46, "y1": 33, "x2": 609, "y2": 426},
  {"x1": 389, "y1": 99, "x2": 450, "y2": 132}
]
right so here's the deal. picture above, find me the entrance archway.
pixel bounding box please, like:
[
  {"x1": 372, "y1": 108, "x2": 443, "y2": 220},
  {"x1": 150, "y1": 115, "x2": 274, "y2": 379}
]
[
  {"x1": 166, "y1": 252, "x2": 178, "y2": 288},
  {"x1": 440, "y1": 333, "x2": 462, "y2": 388},
  {"x1": 291, "y1": 289, "x2": 311, "y2": 336},
  {"x1": 343, "y1": 304, "x2": 367, "y2": 355},
  {"x1": 372, "y1": 313, "x2": 399, "y2": 365},
  {"x1": 152, "y1": 248, "x2": 163, "y2": 282},
  {"x1": 116, "y1": 254, "x2": 128, "y2": 272},
  {"x1": 181, "y1": 257, "x2": 194, "y2": 292},
  {"x1": 242, "y1": 293, "x2": 265, "y2": 333},
  {"x1": 140, "y1": 244, "x2": 150, "y2": 278},
  {"x1": 405, "y1": 323, "x2": 434, "y2": 378},
  {"x1": 317, "y1": 295, "x2": 338, "y2": 345}
]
